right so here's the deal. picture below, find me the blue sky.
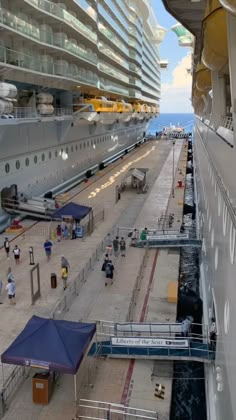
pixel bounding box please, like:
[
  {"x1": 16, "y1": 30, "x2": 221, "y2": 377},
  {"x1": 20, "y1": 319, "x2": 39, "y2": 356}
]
[{"x1": 151, "y1": 0, "x2": 193, "y2": 113}]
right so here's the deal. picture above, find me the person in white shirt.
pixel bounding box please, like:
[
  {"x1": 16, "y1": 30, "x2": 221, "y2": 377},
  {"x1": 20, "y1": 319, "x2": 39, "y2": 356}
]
[
  {"x1": 6, "y1": 278, "x2": 16, "y2": 305},
  {"x1": 13, "y1": 245, "x2": 20, "y2": 264}
]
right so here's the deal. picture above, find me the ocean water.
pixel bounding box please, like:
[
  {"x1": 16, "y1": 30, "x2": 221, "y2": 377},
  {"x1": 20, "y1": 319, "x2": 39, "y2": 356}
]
[{"x1": 147, "y1": 113, "x2": 194, "y2": 135}]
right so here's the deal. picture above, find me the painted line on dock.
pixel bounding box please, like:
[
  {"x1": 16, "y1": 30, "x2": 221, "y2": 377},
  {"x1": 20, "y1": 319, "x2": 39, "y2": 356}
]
[{"x1": 120, "y1": 249, "x2": 159, "y2": 405}]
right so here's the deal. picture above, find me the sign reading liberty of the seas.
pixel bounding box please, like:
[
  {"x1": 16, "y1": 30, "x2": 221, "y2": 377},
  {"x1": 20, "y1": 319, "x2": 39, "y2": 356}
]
[{"x1": 111, "y1": 337, "x2": 188, "y2": 348}]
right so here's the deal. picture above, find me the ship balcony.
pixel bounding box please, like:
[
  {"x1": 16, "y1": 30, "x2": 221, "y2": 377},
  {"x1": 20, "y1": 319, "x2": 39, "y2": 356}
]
[
  {"x1": 98, "y1": 42, "x2": 129, "y2": 71},
  {"x1": 98, "y1": 4, "x2": 129, "y2": 46},
  {"x1": 129, "y1": 0, "x2": 149, "y2": 21},
  {"x1": 99, "y1": 78, "x2": 129, "y2": 97},
  {"x1": 0, "y1": 9, "x2": 98, "y2": 68},
  {"x1": 98, "y1": 62, "x2": 129, "y2": 84},
  {"x1": 0, "y1": 45, "x2": 98, "y2": 90},
  {"x1": 98, "y1": 23, "x2": 129, "y2": 58},
  {"x1": 21, "y1": 0, "x2": 97, "y2": 45}
]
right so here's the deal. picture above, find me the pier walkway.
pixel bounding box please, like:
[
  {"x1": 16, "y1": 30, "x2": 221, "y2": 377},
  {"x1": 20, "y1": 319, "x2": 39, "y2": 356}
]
[{"x1": 0, "y1": 139, "x2": 189, "y2": 420}]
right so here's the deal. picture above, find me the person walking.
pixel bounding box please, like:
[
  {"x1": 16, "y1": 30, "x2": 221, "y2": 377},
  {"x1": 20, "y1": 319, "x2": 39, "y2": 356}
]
[
  {"x1": 71, "y1": 221, "x2": 76, "y2": 240},
  {"x1": 44, "y1": 239, "x2": 53, "y2": 261},
  {"x1": 113, "y1": 236, "x2": 119, "y2": 257},
  {"x1": 61, "y1": 255, "x2": 70, "y2": 274},
  {"x1": 63, "y1": 224, "x2": 69, "y2": 240},
  {"x1": 6, "y1": 278, "x2": 16, "y2": 305},
  {"x1": 56, "y1": 224, "x2": 62, "y2": 242},
  {"x1": 131, "y1": 229, "x2": 138, "y2": 245},
  {"x1": 105, "y1": 233, "x2": 113, "y2": 256},
  {"x1": 13, "y1": 245, "x2": 20, "y2": 264},
  {"x1": 120, "y1": 237, "x2": 126, "y2": 257},
  {"x1": 105, "y1": 260, "x2": 114, "y2": 286},
  {"x1": 4, "y1": 237, "x2": 10, "y2": 259},
  {"x1": 61, "y1": 266, "x2": 68, "y2": 290}
]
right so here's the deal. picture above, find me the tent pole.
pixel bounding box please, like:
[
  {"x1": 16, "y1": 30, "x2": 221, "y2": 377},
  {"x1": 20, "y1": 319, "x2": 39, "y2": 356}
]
[{"x1": 74, "y1": 374, "x2": 77, "y2": 405}]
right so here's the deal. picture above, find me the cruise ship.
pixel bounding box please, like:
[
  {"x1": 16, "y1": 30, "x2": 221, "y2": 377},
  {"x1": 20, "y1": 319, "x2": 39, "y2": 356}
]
[
  {"x1": 163, "y1": 0, "x2": 236, "y2": 419},
  {"x1": 0, "y1": 0, "x2": 166, "y2": 230}
]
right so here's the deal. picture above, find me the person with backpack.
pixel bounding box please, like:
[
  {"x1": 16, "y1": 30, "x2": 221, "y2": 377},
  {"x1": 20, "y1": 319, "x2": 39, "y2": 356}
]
[{"x1": 105, "y1": 260, "x2": 114, "y2": 286}]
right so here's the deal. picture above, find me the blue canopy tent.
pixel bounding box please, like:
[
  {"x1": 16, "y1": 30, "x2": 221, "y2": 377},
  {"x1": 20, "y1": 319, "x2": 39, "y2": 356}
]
[
  {"x1": 52, "y1": 202, "x2": 92, "y2": 221},
  {"x1": 1, "y1": 316, "x2": 96, "y2": 402}
]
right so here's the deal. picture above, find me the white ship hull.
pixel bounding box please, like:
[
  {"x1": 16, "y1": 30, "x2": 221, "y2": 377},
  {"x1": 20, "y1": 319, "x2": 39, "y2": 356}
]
[
  {"x1": 0, "y1": 116, "x2": 152, "y2": 198},
  {"x1": 194, "y1": 118, "x2": 236, "y2": 420}
]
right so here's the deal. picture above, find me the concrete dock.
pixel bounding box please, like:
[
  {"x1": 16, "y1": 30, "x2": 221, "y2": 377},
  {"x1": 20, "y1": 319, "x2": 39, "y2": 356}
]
[{"x1": 0, "y1": 139, "x2": 188, "y2": 419}]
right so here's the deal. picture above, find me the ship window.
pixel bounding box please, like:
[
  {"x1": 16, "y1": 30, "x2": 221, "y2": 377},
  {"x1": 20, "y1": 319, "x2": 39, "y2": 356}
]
[
  {"x1": 80, "y1": 144, "x2": 82, "y2": 150},
  {"x1": 16, "y1": 160, "x2": 20, "y2": 170},
  {"x1": 5, "y1": 163, "x2": 10, "y2": 173},
  {"x1": 66, "y1": 147, "x2": 69, "y2": 154},
  {"x1": 71, "y1": 146, "x2": 73, "y2": 152},
  {"x1": 25, "y1": 158, "x2": 29, "y2": 167},
  {"x1": 83, "y1": 142, "x2": 86, "y2": 149},
  {"x1": 42, "y1": 153, "x2": 45, "y2": 162},
  {"x1": 55, "y1": 150, "x2": 58, "y2": 157},
  {"x1": 75, "y1": 145, "x2": 78, "y2": 151},
  {"x1": 34, "y1": 156, "x2": 37, "y2": 164},
  {"x1": 48, "y1": 151, "x2": 51, "y2": 159},
  {"x1": 61, "y1": 148, "x2": 63, "y2": 154}
]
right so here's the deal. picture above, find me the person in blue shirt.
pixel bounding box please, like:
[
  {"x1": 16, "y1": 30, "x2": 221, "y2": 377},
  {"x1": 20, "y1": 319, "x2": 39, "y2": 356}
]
[{"x1": 43, "y1": 239, "x2": 53, "y2": 261}]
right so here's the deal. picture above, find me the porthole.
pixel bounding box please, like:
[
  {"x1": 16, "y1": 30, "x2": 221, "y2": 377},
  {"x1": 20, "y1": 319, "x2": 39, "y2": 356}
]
[
  {"x1": 66, "y1": 147, "x2": 69, "y2": 154},
  {"x1": 25, "y1": 158, "x2": 29, "y2": 167},
  {"x1": 83, "y1": 142, "x2": 86, "y2": 149},
  {"x1": 55, "y1": 150, "x2": 58, "y2": 157},
  {"x1": 34, "y1": 156, "x2": 37, "y2": 164},
  {"x1": 61, "y1": 148, "x2": 63, "y2": 154},
  {"x1": 71, "y1": 146, "x2": 73, "y2": 152},
  {"x1": 16, "y1": 160, "x2": 20, "y2": 170},
  {"x1": 5, "y1": 163, "x2": 10, "y2": 173},
  {"x1": 48, "y1": 151, "x2": 51, "y2": 159},
  {"x1": 42, "y1": 153, "x2": 45, "y2": 162}
]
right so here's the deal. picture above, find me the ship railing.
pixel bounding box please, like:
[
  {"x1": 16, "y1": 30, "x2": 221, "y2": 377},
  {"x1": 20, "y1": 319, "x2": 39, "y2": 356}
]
[
  {"x1": 93, "y1": 336, "x2": 215, "y2": 363},
  {"x1": 221, "y1": 116, "x2": 234, "y2": 132},
  {"x1": 95, "y1": 321, "x2": 209, "y2": 342},
  {"x1": 77, "y1": 398, "x2": 158, "y2": 420},
  {"x1": 10, "y1": 107, "x2": 73, "y2": 119}
]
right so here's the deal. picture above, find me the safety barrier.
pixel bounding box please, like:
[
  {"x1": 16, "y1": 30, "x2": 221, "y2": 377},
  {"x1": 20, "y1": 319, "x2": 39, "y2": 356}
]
[
  {"x1": 52, "y1": 240, "x2": 105, "y2": 319},
  {"x1": 127, "y1": 247, "x2": 149, "y2": 322},
  {"x1": 0, "y1": 365, "x2": 30, "y2": 418},
  {"x1": 76, "y1": 398, "x2": 158, "y2": 420}
]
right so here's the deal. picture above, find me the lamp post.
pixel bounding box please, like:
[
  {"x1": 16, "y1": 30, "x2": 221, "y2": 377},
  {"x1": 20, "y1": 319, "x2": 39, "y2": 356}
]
[{"x1": 172, "y1": 139, "x2": 176, "y2": 198}]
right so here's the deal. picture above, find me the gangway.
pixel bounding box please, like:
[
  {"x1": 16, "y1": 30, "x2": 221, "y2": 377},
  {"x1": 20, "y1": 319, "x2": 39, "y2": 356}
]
[
  {"x1": 1, "y1": 197, "x2": 55, "y2": 220},
  {"x1": 134, "y1": 233, "x2": 202, "y2": 249},
  {"x1": 89, "y1": 321, "x2": 215, "y2": 363}
]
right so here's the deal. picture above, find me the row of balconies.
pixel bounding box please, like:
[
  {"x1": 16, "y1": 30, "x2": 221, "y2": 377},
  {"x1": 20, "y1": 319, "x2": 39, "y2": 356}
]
[{"x1": 0, "y1": 45, "x2": 158, "y2": 101}]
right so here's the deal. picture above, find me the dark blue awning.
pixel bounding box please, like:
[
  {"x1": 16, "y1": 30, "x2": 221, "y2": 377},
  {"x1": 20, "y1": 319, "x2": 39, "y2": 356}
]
[
  {"x1": 1, "y1": 316, "x2": 96, "y2": 374},
  {"x1": 52, "y1": 202, "x2": 91, "y2": 220}
]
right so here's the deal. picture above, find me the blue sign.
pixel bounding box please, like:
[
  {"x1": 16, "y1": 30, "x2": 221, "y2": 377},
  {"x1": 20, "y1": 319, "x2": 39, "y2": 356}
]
[{"x1": 76, "y1": 226, "x2": 83, "y2": 238}]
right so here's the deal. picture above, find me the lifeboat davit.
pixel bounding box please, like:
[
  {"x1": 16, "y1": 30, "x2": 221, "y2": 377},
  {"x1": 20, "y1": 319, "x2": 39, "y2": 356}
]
[
  {"x1": 195, "y1": 63, "x2": 212, "y2": 92},
  {"x1": 219, "y1": 0, "x2": 236, "y2": 16},
  {"x1": 202, "y1": 0, "x2": 228, "y2": 71}
]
